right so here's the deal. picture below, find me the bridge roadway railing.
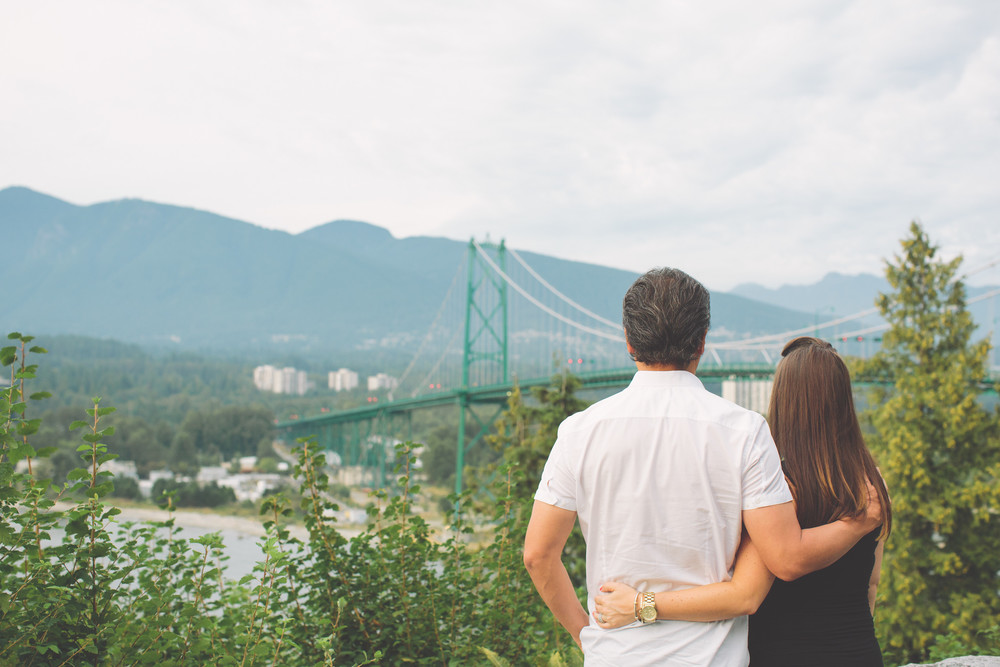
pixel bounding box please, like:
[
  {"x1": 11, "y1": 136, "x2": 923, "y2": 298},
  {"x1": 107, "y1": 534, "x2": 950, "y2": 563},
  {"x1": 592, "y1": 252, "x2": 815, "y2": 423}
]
[
  {"x1": 274, "y1": 363, "x2": 785, "y2": 488},
  {"x1": 274, "y1": 365, "x2": 778, "y2": 431},
  {"x1": 276, "y1": 362, "x2": 783, "y2": 430},
  {"x1": 274, "y1": 363, "x2": 999, "y2": 489}
]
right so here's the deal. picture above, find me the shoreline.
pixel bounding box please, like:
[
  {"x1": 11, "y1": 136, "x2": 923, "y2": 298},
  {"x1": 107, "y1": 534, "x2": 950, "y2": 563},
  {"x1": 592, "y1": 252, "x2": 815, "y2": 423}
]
[{"x1": 52, "y1": 501, "x2": 313, "y2": 540}]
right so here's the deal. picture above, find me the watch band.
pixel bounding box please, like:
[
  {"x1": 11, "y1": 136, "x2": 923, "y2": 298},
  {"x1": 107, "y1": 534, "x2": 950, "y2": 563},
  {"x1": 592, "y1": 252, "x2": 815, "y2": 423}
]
[{"x1": 639, "y1": 592, "x2": 656, "y2": 623}]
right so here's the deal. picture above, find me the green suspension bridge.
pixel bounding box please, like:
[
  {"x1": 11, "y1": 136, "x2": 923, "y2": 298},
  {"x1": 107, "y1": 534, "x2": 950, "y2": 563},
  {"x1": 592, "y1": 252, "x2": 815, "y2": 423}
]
[{"x1": 276, "y1": 239, "x2": 1000, "y2": 491}]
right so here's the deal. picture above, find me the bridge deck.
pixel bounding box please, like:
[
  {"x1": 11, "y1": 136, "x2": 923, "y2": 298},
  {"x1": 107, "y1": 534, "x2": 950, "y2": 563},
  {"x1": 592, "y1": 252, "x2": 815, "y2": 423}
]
[{"x1": 275, "y1": 363, "x2": 783, "y2": 431}]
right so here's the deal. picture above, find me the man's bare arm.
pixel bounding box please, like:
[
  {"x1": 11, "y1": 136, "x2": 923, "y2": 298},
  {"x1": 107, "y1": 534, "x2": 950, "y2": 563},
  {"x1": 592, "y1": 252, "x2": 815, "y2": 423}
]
[
  {"x1": 524, "y1": 500, "x2": 589, "y2": 648},
  {"x1": 743, "y1": 483, "x2": 882, "y2": 581},
  {"x1": 868, "y1": 539, "x2": 885, "y2": 616}
]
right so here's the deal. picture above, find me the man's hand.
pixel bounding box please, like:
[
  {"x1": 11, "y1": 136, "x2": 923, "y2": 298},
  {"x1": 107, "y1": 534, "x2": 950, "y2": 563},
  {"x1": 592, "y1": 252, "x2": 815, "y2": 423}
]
[
  {"x1": 841, "y1": 476, "x2": 883, "y2": 534},
  {"x1": 593, "y1": 581, "x2": 638, "y2": 629},
  {"x1": 863, "y1": 479, "x2": 885, "y2": 535},
  {"x1": 862, "y1": 476, "x2": 883, "y2": 529}
]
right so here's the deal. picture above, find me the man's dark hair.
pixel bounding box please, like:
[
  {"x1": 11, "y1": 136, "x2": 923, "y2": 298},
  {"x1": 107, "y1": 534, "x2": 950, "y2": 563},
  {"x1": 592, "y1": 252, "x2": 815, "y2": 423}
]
[{"x1": 622, "y1": 267, "x2": 710, "y2": 367}]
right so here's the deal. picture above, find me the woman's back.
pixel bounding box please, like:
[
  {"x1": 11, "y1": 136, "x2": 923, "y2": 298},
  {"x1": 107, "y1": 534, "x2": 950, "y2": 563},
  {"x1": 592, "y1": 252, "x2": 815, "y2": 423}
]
[{"x1": 748, "y1": 528, "x2": 883, "y2": 666}]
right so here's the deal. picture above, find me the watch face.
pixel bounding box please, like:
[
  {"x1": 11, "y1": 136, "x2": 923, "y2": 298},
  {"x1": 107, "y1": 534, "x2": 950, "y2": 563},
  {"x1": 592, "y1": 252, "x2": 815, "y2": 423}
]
[{"x1": 640, "y1": 606, "x2": 656, "y2": 622}]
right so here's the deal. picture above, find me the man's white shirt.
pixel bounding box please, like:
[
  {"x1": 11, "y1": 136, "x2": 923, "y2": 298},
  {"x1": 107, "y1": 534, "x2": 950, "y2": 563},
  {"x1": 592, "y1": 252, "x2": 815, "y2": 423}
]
[{"x1": 535, "y1": 370, "x2": 792, "y2": 666}]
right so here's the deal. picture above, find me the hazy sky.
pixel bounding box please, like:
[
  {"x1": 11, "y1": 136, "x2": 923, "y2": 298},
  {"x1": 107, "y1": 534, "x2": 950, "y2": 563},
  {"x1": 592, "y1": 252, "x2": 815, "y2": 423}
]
[{"x1": 4, "y1": 1, "x2": 999, "y2": 290}]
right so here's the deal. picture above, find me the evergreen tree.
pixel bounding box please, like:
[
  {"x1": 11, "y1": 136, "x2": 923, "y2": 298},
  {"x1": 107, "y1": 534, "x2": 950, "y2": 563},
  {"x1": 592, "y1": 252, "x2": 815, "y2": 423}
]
[
  {"x1": 169, "y1": 431, "x2": 198, "y2": 476},
  {"x1": 856, "y1": 222, "x2": 1000, "y2": 663},
  {"x1": 485, "y1": 372, "x2": 590, "y2": 584},
  {"x1": 487, "y1": 372, "x2": 588, "y2": 513}
]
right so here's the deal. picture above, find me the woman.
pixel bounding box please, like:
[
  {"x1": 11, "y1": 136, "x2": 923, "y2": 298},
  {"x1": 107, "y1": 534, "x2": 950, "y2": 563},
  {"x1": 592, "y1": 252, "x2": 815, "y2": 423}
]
[{"x1": 593, "y1": 336, "x2": 892, "y2": 666}]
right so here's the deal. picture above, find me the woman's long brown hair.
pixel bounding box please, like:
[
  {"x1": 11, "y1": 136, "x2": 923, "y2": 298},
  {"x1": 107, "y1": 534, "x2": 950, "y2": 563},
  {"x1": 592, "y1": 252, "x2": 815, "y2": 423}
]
[{"x1": 768, "y1": 337, "x2": 891, "y2": 540}]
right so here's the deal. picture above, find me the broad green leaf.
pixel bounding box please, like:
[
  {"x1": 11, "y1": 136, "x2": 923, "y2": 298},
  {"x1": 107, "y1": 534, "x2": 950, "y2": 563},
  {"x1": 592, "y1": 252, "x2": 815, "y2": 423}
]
[
  {"x1": 0, "y1": 346, "x2": 15, "y2": 365},
  {"x1": 479, "y1": 647, "x2": 512, "y2": 667}
]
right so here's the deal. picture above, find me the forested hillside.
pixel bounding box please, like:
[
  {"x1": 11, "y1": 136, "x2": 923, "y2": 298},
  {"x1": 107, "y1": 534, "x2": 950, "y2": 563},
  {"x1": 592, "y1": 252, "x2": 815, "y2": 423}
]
[{"x1": 2, "y1": 186, "x2": 818, "y2": 357}]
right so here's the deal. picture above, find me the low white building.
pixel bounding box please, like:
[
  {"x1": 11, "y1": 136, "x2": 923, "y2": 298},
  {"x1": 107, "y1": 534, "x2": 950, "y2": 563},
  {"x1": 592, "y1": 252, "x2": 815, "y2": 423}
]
[
  {"x1": 101, "y1": 459, "x2": 139, "y2": 480},
  {"x1": 237, "y1": 456, "x2": 258, "y2": 473},
  {"x1": 197, "y1": 466, "x2": 229, "y2": 484},
  {"x1": 216, "y1": 473, "x2": 285, "y2": 503},
  {"x1": 138, "y1": 468, "x2": 175, "y2": 499}
]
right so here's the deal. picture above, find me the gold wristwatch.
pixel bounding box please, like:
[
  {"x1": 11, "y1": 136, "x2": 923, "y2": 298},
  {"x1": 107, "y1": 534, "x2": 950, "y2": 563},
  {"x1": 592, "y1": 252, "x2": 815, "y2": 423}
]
[{"x1": 638, "y1": 592, "x2": 656, "y2": 624}]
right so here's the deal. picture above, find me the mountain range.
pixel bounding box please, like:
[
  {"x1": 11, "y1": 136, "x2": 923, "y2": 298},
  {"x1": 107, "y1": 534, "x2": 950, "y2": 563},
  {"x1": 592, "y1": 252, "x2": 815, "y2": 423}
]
[{"x1": 2, "y1": 186, "x2": 995, "y2": 363}]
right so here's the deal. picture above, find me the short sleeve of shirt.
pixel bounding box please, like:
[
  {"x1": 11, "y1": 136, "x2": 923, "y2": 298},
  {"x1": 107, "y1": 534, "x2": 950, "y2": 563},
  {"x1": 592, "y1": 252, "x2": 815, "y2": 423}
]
[
  {"x1": 533, "y1": 425, "x2": 578, "y2": 512},
  {"x1": 742, "y1": 419, "x2": 793, "y2": 510}
]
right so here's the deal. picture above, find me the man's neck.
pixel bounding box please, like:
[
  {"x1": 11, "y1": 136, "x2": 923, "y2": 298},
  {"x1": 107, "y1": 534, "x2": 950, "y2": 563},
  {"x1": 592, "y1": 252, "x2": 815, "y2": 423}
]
[{"x1": 635, "y1": 359, "x2": 700, "y2": 374}]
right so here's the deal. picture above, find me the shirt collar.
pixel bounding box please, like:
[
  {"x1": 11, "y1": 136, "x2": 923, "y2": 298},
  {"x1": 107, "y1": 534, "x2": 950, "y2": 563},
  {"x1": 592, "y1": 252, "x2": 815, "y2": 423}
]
[{"x1": 628, "y1": 369, "x2": 704, "y2": 389}]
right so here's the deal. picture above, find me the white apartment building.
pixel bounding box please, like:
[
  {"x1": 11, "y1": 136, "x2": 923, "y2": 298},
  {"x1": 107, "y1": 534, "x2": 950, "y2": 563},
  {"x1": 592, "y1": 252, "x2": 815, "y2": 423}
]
[
  {"x1": 329, "y1": 368, "x2": 359, "y2": 391},
  {"x1": 367, "y1": 372, "x2": 400, "y2": 392},
  {"x1": 722, "y1": 378, "x2": 773, "y2": 415},
  {"x1": 253, "y1": 364, "x2": 309, "y2": 395},
  {"x1": 253, "y1": 364, "x2": 277, "y2": 392}
]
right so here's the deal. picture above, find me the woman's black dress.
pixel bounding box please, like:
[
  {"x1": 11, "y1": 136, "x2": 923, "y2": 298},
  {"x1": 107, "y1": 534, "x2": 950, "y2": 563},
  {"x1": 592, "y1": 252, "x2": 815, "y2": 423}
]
[{"x1": 748, "y1": 528, "x2": 883, "y2": 666}]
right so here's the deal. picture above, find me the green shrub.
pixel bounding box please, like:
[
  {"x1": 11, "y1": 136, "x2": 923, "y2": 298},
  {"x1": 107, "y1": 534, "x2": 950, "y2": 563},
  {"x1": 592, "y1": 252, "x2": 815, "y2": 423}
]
[
  {"x1": 152, "y1": 479, "x2": 237, "y2": 508},
  {"x1": 109, "y1": 475, "x2": 141, "y2": 500},
  {"x1": 1, "y1": 332, "x2": 572, "y2": 665}
]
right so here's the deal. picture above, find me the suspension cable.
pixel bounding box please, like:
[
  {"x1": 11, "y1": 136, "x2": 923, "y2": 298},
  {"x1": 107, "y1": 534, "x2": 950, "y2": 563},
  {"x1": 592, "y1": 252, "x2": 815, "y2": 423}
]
[
  {"x1": 412, "y1": 325, "x2": 464, "y2": 397},
  {"x1": 709, "y1": 308, "x2": 881, "y2": 349},
  {"x1": 960, "y1": 254, "x2": 1000, "y2": 280},
  {"x1": 969, "y1": 287, "x2": 1000, "y2": 304},
  {"x1": 472, "y1": 240, "x2": 626, "y2": 342},
  {"x1": 397, "y1": 257, "x2": 466, "y2": 392},
  {"x1": 710, "y1": 287, "x2": 1000, "y2": 353},
  {"x1": 508, "y1": 247, "x2": 621, "y2": 331}
]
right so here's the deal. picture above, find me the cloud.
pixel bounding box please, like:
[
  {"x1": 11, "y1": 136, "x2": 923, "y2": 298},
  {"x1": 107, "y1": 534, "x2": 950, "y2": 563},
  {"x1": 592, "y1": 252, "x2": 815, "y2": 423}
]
[{"x1": 2, "y1": 0, "x2": 998, "y2": 290}]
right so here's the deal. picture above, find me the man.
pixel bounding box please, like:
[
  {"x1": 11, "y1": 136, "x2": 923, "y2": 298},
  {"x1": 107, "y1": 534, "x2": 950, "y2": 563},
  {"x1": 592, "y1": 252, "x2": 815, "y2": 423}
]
[{"x1": 523, "y1": 267, "x2": 880, "y2": 665}]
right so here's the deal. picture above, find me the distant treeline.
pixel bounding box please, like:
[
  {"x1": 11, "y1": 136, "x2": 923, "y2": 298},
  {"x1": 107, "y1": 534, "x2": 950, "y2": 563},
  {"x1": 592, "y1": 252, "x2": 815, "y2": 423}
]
[
  {"x1": 20, "y1": 334, "x2": 479, "y2": 485},
  {"x1": 24, "y1": 336, "x2": 330, "y2": 478}
]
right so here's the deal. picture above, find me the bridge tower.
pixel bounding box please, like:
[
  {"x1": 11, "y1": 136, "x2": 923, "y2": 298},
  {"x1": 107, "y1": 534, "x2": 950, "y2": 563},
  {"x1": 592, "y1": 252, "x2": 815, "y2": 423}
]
[{"x1": 455, "y1": 239, "x2": 509, "y2": 494}]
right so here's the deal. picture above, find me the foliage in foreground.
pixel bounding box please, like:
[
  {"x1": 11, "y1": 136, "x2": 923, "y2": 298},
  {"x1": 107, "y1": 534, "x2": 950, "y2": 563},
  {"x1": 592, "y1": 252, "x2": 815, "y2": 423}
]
[
  {"x1": 855, "y1": 223, "x2": 1000, "y2": 665},
  {"x1": 1, "y1": 333, "x2": 584, "y2": 666}
]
